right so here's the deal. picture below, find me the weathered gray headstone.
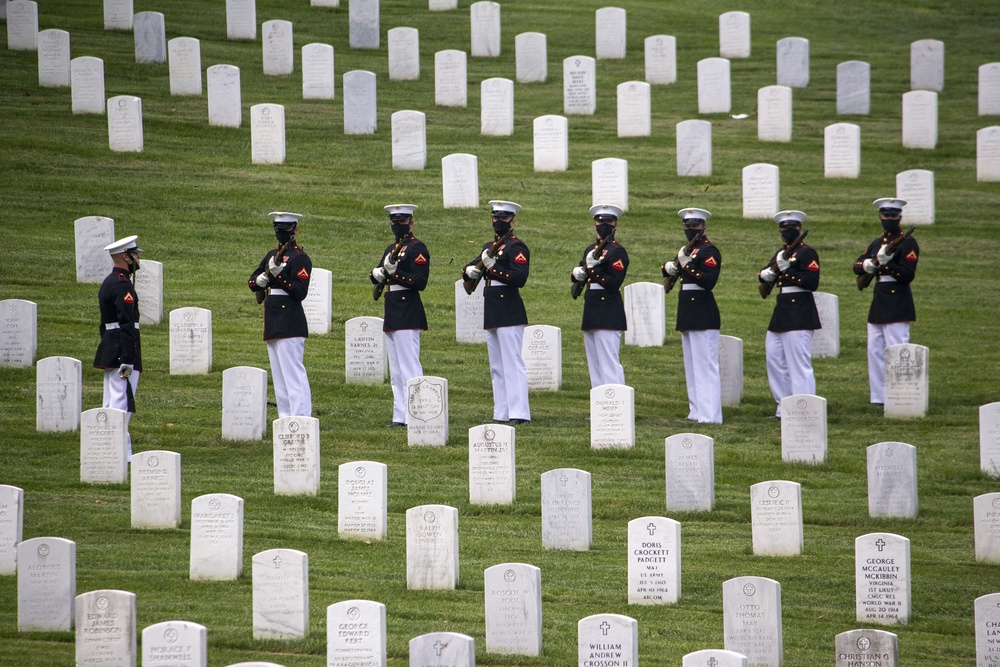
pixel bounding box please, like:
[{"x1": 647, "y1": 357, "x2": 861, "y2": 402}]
[
  {"x1": 824, "y1": 122, "x2": 860, "y2": 178},
  {"x1": 107, "y1": 95, "x2": 144, "y2": 153},
  {"x1": 388, "y1": 27, "x2": 419, "y2": 81},
  {"x1": 541, "y1": 468, "x2": 592, "y2": 550},
  {"x1": 910, "y1": 39, "x2": 944, "y2": 92},
  {"x1": 627, "y1": 516, "x2": 680, "y2": 605},
  {"x1": 837, "y1": 61, "x2": 870, "y2": 115},
  {"x1": 515, "y1": 32, "x2": 546, "y2": 83},
  {"x1": 251, "y1": 103, "x2": 285, "y2": 164},
  {"x1": 80, "y1": 407, "x2": 128, "y2": 484},
  {"x1": 134, "y1": 259, "x2": 163, "y2": 325},
  {"x1": 103, "y1": 0, "x2": 132, "y2": 31},
  {"x1": 349, "y1": 0, "x2": 379, "y2": 49},
  {"x1": 273, "y1": 416, "x2": 320, "y2": 495},
  {"x1": 895, "y1": 169, "x2": 934, "y2": 225},
  {"x1": 208, "y1": 64, "x2": 241, "y2": 128},
  {"x1": 262, "y1": 20, "x2": 293, "y2": 75},
  {"x1": 742, "y1": 163, "x2": 780, "y2": 219},
  {"x1": 406, "y1": 504, "x2": 459, "y2": 589},
  {"x1": 407, "y1": 376, "x2": 449, "y2": 446},
  {"x1": 723, "y1": 576, "x2": 782, "y2": 666},
  {"x1": 17, "y1": 536, "x2": 75, "y2": 631},
  {"x1": 344, "y1": 316, "x2": 386, "y2": 384},
  {"x1": 617, "y1": 81, "x2": 651, "y2": 137},
  {"x1": 75, "y1": 216, "x2": 115, "y2": 283},
  {"x1": 435, "y1": 50, "x2": 467, "y2": 107},
  {"x1": 697, "y1": 57, "x2": 731, "y2": 114},
  {"x1": 780, "y1": 395, "x2": 827, "y2": 464},
  {"x1": 410, "y1": 632, "x2": 474, "y2": 667},
  {"x1": 665, "y1": 433, "x2": 714, "y2": 511},
  {"x1": 71, "y1": 56, "x2": 106, "y2": 115},
  {"x1": 974, "y1": 492, "x2": 1000, "y2": 563},
  {"x1": 867, "y1": 442, "x2": 918, "y2": 518},
  {"x1": 75, "y1": 590, "x2": 136, "y2": 665},
  {"x1": 719, "y1": 334, "x2": 744, "y2": 407},
  {"x1": 884, "y1": 343, "x2": 929, "y2": 418},
  {"x1": 592, "y1": 158, "x2": 628, "y2": 211},
  {"x1": 751, "y1": 480, "x2": 803, "y2": 556},
  {"x1": 470, "y1": 1, "x2": 500, "y2": 57},
  {"x1": 36, "y1": 356, "x2": 82, "y2": 432},
  {"x1": 142, "y1": 620, "x2": 207, "y2": 667},
  {"x1": 975, "y1": 593, "x2": 1000, "y2": 665},
  {"x1": 676, "y1": 119, "x2": 712, "y2": 177},
  {"x1": 481, "y1": 77, "x2": 514, "y2": 136},
  {"x1": 683, "y1": 649, "x2": 748, "y2": 667},
  {"x1": 37, "y1": 29, "x2": 70, "y2": 88},
  {"x1": 222, "y1": 366, "x2": 267, "y2": 440},
  {"x1": 563, "y1": 55, "x2": 596, "y2": 115},
  {"x1": 131, "y1": 450, "x2": 181, "y2": 529},
  {"x1": 6, "y1": 0, "x2": 38, "y2": 51},
  {"x1": 855, "y1": 532, "x2": 910, "y2": 624},
  {"x1": 168, "y1": 37, "x2": 202, "y2": 96},
  {"x1": 302, "y1": 43, "x2": 334, "y2": 99},
  {"x1": 0, "y1": 485, "x2": 23, "y2": 575},
  {"x1": 392, "y1": 110, "x2": 426, "y2": 170},
  {"x1": 469, "y1": 424, "x2": 515, "y2": 505},
  {"x1": 442, "y1": 154, "x2": 479, "y2": 209},
  {"x1": 981, "y1": 402, "x2": 1000, "y2": 477},
  {"x1": 533, "y1": 114, "x2": 568, "y2": 171},
  {"x1": 591, "y1": 384, "x2": 635, "y2": 449},
  {"x1": 327, "y1": 600, "x2": 386, "y2": 667},
  {"x1": 337, "y1": 460, "x2": 387, "y2": 540},
  {"x1": 578, "y1": 614, "x2": 637, "y2": 667},
  {"x1": 623, "y1": 282, "x2": 664, "y2": 347},
  {"x1": 169, "y1": 307, "x2": 212, "y2": 374},
  {"x1": 302, "y1": 266, "x2": 332, "y2": 334},
  {"x1": 133, "y1": 11, "x2": 165, "y2": 64},
  {"x1": 226, "y1": 0, "x2": 255, "y2": 40},
  {"x1": 521, "y1": 324, "x2": 561, "y2": 390},
  {"x1": 595, "y1": 7, "x2": 626, "y2": 59},
  {"x1": 835, "y1": 629, "x2": 898, "y2": 667},
  {"x1": 484, "y1": 563, "x2": 541, "y2": 655},
  {"x1": 344, "y1": 70, "x2": 377, "y2": 134},
  {"x1": 718, "y1": 11, "x2": 750, "y2": 58},
  {"x1": 455, "y1": 278, "x2": 486, "y2": 341},
  {"x1": 902, "y1": 90, "x2": 937, "y2": 149},
  {"x1": 189, "y1": 493, "x2": 243, "y2": 580},
  {"x1": 979, "y1": 63, "x2": 1000, "y2": 115},
  {"x1": 776, "y1": 37, "x2": 809, "y2": 88},
  {"x1": 252, "y1": 548, "x2": 309, "y2": 639},
  {"x1": 757, "y1": 85, "x2": 792, "y2": 142},
  {"x1": 644, "y1": 35, "x2": 675, "y2": 84},
  {"x1": 978, "y1": 126, "x2": 1000, "y2": 182},
  {"x1": 811, "y1": 292, "x2": 839, "y2": 358}
]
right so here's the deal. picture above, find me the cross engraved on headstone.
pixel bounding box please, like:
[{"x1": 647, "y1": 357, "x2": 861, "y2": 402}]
[
  {"x1": 560, "y1": 474, "x2": 568, "y2": 486},
  {"x1": 875, "y1": 538, "x2": 886, "y2": 552},
  {"x1": 647, "y1": 522, "x2": 657, "y2": 535},
  {"x1": 433, "y1": 640, "x2": 446, "y2": 656},
  {"x1": 361, "y1": 322, "x2": 368, "y2": 332},
  {"x1": 708, "y1": 659, "x2": 719, "y2": 667},
  {"x1": 600, "y1": 621, "x2": 610, "y2": 635},
  {"x1": 273, "y1": 555, "x2": 283, "y2": 568}
]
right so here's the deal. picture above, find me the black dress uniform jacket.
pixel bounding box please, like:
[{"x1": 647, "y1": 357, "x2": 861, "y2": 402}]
[
  {"x1": 576, "y1": 239, "x2": 629, "y2": 331},
  {"x1": 248, "y1": 244, "x2": 312, "y2": 340},
  {"x1": 466, "y1": 235, "x2": 530, "y2": 330},
  {"x1": 369, "y1": 235, "x2": 430, "y2": 332},
  {"x1": 760, "y1": 243, "x2": 821, "y2": 332},
  {"x1": 673, "y1": 238, "x2": 722, "y2": 331},
  {"x1": 94, "y1": 267, "x2": 142, "y2": 371},
  {"x1": 852, "y1": 232, "x2": 919, "y2": 324}
]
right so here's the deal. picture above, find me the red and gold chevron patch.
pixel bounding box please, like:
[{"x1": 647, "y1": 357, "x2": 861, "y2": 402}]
[
  {"x1": 612, "y1": 259, "x2": 625, "y2": 271},
  {"x1": 297, "y1": 267, "x2": 310, "y2": 279},
  {"x1": 703, "y1": 256, "x2": 718, "y2": 268},
  {"x1": 905, "y1": 250, "x2": 918, "y2": 262},
  {"x1": 808, "y1": 260, "x2": 819, "y2": 271},
  {"x1": 414, "y1": 253, "x2": 428, "y2": 265},
  {"x1": 123, "y1": 292, "x2": 134, "y2": 304},
  {"x1": 513, "y1": 252, "x2": 527, "y2": 264}
]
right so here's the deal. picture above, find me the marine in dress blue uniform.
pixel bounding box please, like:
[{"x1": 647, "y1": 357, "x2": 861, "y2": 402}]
[
  {"x1": 463, "y1": 200, "x2": 531, "y2": 425},
  {"x1": 662, "y1": 208, "x2": 723, "y2": 423},
  {"x1": 572, "y1": 203, "x2": 629, "y2": 387},
  {"x1": 370, "y1": 204, "x2": 430, "y2": 427},
  {"x1": 248, "y1": 212, "x2": 312, "y2": 418},
  {"x1": 852, "y1": 198, "x2": 920, "y2": 405},
  {"x1": 93, "y1": 235, "x2": 143, "y2": 458},
  {"x1": 758, "y1": 210, "x2": 821, "y2": 418}
]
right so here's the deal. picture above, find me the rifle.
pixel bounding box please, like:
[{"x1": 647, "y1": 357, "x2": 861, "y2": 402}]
[
  {"x1": 372, "y1": 237, "x2": 405, "y2": 301},
  {"x1": 462, "y1": 229, "x2": 513, "y2": 295},
  {"x1": 856, "y1": 227, "x2": 915, "y2": 291},
  {"x1": 758, "y1": 229, "x2": 808, "y2": 299},
  {"x1": 256, "y1": 234, "x2": 295, "y2": 305},
  {"x1": 570, "y1": 230, "x2": 615, "y2": 300},
  {"x1": 663, "y1": 231, "x2": 703, "y2": 294}
]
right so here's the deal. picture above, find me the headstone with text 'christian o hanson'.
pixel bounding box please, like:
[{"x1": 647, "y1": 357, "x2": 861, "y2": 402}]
[
  {"x1": 75, "y1": 590, "x2": 136, "y2": 666},
  {"x1": 80, "y1": 407, "x2": 128, "y2": 484},
  {"x1": 406, "y1": 504, "x2": 459, "y2": 590},
  {"x1": 392, "y1": 110, "x2": 426, "y2": 170},
  {"x1": 980, "y1": 63, "x2": 1000, "y2": 115},
  {"x1": 349, "y1": 0, "x2": 379, "y2": 49},
  {"x1": 911, "y1": 39, "x2": 944, "y2": 92},
  {"x1": 979, "y1": 126, "x2": 1000, "y2": 182},
  {"x1": 742, "y1": 163, "x2": 780, "y2": 219},
  {"x1": 522, "y1": 324, "x2": 561, "y2": 390},
  {"x1": 435, "y1": 49, "x2": 467, "y2": 107},
  {"x1": 482, "y1": 77, "x2": 513, "y2": 136},
  {"x1": 902, "y1": 91, "x2": 937, "y2": 149},
  {"x1": 168, "y1": 37, "x2": 202, "y2": 96},
  {"x1": 623, "y1": 282, "x2": 664, "y2": 347},
  {"x1": 455, "y1": 278, "x2": 485, "y2": 342},
  {"x1": 981, "y1": 401, "x2": 1000, "y2": 477},
  {"x1": 595, "y1": 7, "x2": 626, "y2": 59},
  {"x1": 411, "y1": 632, "x2": 474, "y2": 667},
  {"x1": 407, "y1": 376, "x2": 448, "y2": 446},
  {"x1": 133, "y1": 11, "x2": 166, "y2": 63},
  {"x1": 835, "y1": 629, "x2": 897, "y2": 667},
  {"x1": 564, "y1": 56, "x2": 596, "y2": 115},
  {"x1": 134, "y1": 258, "x2": 163, "y2": 325},
  {"x1": 976, "y1": 593, "x2": 1000, "y2": 665},
  {"x1": 896, "y1": 169, "x2": 934, "y2": 225},
  {"x1": 17, "y1": 536, "x2": 75, "y2": 631},
  {"x1": 208, "y1": 64, "x2": 241, "y2": 128},
  {"x1": 541, "y1": 468, "x2": 591, "y2": 551},
  {"x1": 131, "y1": 450, "x2": 181, "y2": 529},
  {"x1": 344, "y1": 316, "x2": 386, "y2": 384},
  {"x1": 0, "y1": 485, "x2": 23, "y2": 575},
  {"x1": 189, "y1": 493, "x2": 243, "y2": 580},
  {"x1": 484, "y1": 562, "x2": 542, "y2": 655},
  {"x1": 388, "y1": 27, "x2": 419, "y2": 81},
  {"x1": 262, "y1": 20, "x2": 293, "y2": 75},
  {"x1": 780, "y1": 394, "x2": 827, "y2": 464},
  {"x1": 75, "y1": 215, "x2": 114, "y2": 282},
  {"x1": 226, "y1": 0, "x2": 255, "y2": 40},
  {"x1": 618, "y1": 81, "x2": 651, "y2": 138},
  {"x1": 698, "y1": 57, "x2": 731, "y2": 114},
  {"x1": 104, "y1": 0, "x2": 132, "y2": 31},
  {"x1": 665, "y1": 432, "x2": 714, "y2": 512},
  {"x1": 534, "y1": 114, "x2": 568, "y2": 171},
  {"x1": 812, "y1": 292, "x2": 840, "y2": 358},
  {"x1": 37, "y1": 29, "x2": 70, "y2": 88},
  {"x1": 676, "y1": 120, "x2": 712, "y2": 177},
  {"x1": 683, "y1": 649, "x2": 748, "y2": 667},
  {"x1": 757, "y1": 85, "x2": 792, "y2": 142},
  {"x1": 776, "y1": 37, "x2": 809, "y2": 88},
  {"x1": 591, "y1": 384, "x2": 635, "y2": 449},
  {"x1": 273, "y1": 416, "x2": 320, "y2": 495},
  {"x1": 72, "y1": 57, "x2": 106, "y2": 115},
  {"x1": 645, "y1": 35, "x2": 676, "y2": 84},
  {"x1": 470, "y1": 1, "x2": 500, "y2": 57},
  {"x1": 108, "y1": 96, "x2": 144, "y2": 153},
  {"x1": 719, "y1": 334, "x2": 744, "y2": 407},
  {"x1": 344, "y1": 70, "x2": 377, "y2": 135},
  {"x1": 327, "y1": 600, "x2": 386, "y2": 667},
  {"x1": 252, "y1": 548, "x2": 309, "y2": 639},
  {"x1": 6, "y1": 0, "x2": 39, "y2": 51},
  {"x1": 751, "y1": 480, "x2": 803, "y2": 556},
  {"x1": 867, "y1": 441, "x2": 917, "y2": 518},
  {"x1": 592, "y1": 158, "x2": 628, "y2": 210},
  {"x1": 719, "y1": 11, "x2": 750, "y2": 58},
  {"x1": 824, "y1": 122, "x2": 860, "y2": 179},
  {"x1": 973, "y1": 492, "x2": 1000, "y2": 563},
  {"x1": 884, "y1": 343, "x2": 929, "y2": 418},
  {"x1": 338, "y1": 460, "x2": 387, "y2": 540},
  {"x1": 302, "y1": 266, "x2": 332, "y2": 334},
  {"x1": 516, "y1": 32, "x2": 546, "y2": 83},
  {"x1": 302, "y1": 43, "x2": 334, "y2": 100},
  {"x1": 222, "y1": 366, "x2": 268, "y2": 440},
  {"x1": 628, "y1": 516, "x2": 680, "y2": 605},
  {"x1": 169, "y1": 307, "x2": 212, "y2": 374},
  {"x1": 837, "y1": 61, "x2": 870, "y2": 115},
  {"x1": 856, "y1": 532, "x2": 910, "y2": 625},
  {"x1": 143, "y1": 620, "x2": 207, "y2": 667},
  {"x1": 723, "y1": 576, "x2": 782, "y2": 666},
  {"x1": 469, "y1": 424, "x2": 515, "y2": 505},
  {"x1": 578, "y1": 613, "x2": 637, "y2": 667},
  {"x1": 36, "y1": 356, "x2": 82, "y2": 432}
]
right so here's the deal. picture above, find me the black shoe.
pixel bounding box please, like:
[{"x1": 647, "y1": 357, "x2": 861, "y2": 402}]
[
  {"x1": 388, "y1": 421, "x2": 406, "y2": 428},
  {"x1": 767, "y1": 415, "x2": 781, "y2": 420},
  {"x1": 871, "y1": 402, "x2": 884, "y2": 407},
  {"x1": 508, "y1": 418, "x2": 531, "y2": 425}
]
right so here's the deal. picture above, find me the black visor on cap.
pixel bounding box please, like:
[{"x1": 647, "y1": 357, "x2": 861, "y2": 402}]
[
  {"x1": 492, "y1": 211, "x2": 514, "y2": 218},
  {"x1": 879, "y1": 208, "x2": 902, "y2": 215},
  {"x1": 682, "y1": 218, "x2": 706, "y2": 225},
  {"x1": 594, "y1": 214, "x2": 618, "y2": 222},
  {"x1": 389, "y1": 213, "x2": 412, "y2": 222}
]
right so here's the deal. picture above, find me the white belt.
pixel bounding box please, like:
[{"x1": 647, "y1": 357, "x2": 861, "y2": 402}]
[
  {"x1": 877, "y1": 275, "x2": 897, "y2": 283},
  {"x1": 589, "y1": 283, "x2": 604, "y2": 290},
  {"x1": 104, "y1": 322, "x2": 139, "y2": 330},
  {"x1": 269, "y1": 288, "x2": 288, "y2": 296},
  {"x1": 388, "y1": 285, "x2": 411, "y2": 292},
  {"x1": 780, "y1": 286, "x2": 806, "y2": 293},
  {"x1": 681, "y1": 283, "x2": 704, "y2": 291}
]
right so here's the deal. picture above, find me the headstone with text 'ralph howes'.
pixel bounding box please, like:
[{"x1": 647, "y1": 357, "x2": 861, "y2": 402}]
[{"x1": 338, "y1": 460, "x2": 387, "y2": 540}]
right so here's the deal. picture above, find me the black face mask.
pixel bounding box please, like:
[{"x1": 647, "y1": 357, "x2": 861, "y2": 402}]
[
  {"x1": 596, "y1": 223, "x2": 616, "y2": 239},
  {"x1": 780, "y1": 228, "x2": 800, "y2": 245},
  {"x1": 125, "y1": 254, "x2": 140, "y2": 274},
  {"x1": 275, "y1": 228, "x2": 294, "y2": 245},
  {"x1": 493, "y1": 220, "x2": 512, "y2": 236},
  {"x1": 881, "y1": 218, "x2": 901, "y2": 234},
  {"x1": 684, "y1": 227, "x2": 702, "y2": 242},
  {"x1": 391, "y1": 223, "x2": 411, "y2": 239}
]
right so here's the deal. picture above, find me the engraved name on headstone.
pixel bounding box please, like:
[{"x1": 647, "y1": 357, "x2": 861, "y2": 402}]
[
  {"x1": 469, "y1": 424, "x2": 516, "y2": 505},
  {"x1": 534, "y1": 114, "x2": 568, "y2": 171},
  {"x1": 975, "y1": 593, "x2": 1000, "y2": 665},
  {"x1": 337, "y1": 460, "x2": 387, "y2": 540},
  {"x1": 780, "y1": 394, "x2": 827, "y2": 464},
  {"x1": 142, "y1": 620, "x2": 207, "y2": 667},
  {"x1": 902, "y1": 90, "x2": 938, "y2": 149},
  {"x1": 484, "y1": 562, "x2": 542, "y2": 655},
  {"x1": 273, "y1": 416, "x2": 320, "y2": 495},
  {"x1": 564, "y1": 56, "x2": 597, "y2": 115},
  {"x1": 262, "y1": 20, "x2": 293, "y2": 75},
  {"x1": 0, "y1": 485, "x2": 23, "y2": 575},
  {"x1": 515, "y1": 32, "x2": 546, "y2": 83},
  {"x1": 698, "y1": 58, "x2": 731, "y2": 114},
  {"x1": 75, "y1": 589, "x2": 136, "y2": 666},
  {"x1": 37, "y1": 29, "x2": 70, "y2": 88},
  {"x1": 133, "y1": 11, "x2": 166, "y2": 64},
  {"x1": 327, "y1": 600, "x2": 386, "y2": 667},
  {"x1": 131, "y1": 450, "x2": 181, "y2": 529},
  {"x1": 824, "y1": 122, "x2": 860, "y2": 178},
  {"x1": 407, "y1": 376, "x2": 449, "y2": 446},
  {"x1": 72, "y1": 57, "x2": 106, "y2": 115},
  {"x1": 855, "y1": 532, "x2": 910, "y2": 624},
  {"x1": 345, "y1": 316, "x2": 386, "y2": 384},
  {"x1": 252, "y1": 548, "x2": 309, "y2": 639},
  {"x1": 481, "y1": 77, "x2": 514, "y2": 136},
  {"x1": 751, "y1": 480, "x2": 803, "y2": 556},
  {"x1": 17, "y1": 536, "x2": 75, "y2": 631},
  {"x1": 591, "y1": 384, "x2": 635, "y2": 449},
  {"x1": 837, "y1": 61, "x2": 870, "y2": 115},
  {"x1": 895, "y1": 169, "x2": 934, "y2": 225},
  {"x1": 36, "y1": 356, "x2": 82, "y2": 432},
  {"x1": 343, "y1": 70, "x2": 377, "y2": 134},
  {"x1": 521, "y1": 324, "x2": 561, "y2": 390},
  {"x1": 470, "y1": 1, "x2": 500, "y2": 57},
  {"x1": 208, "y1": 64, "x2": 241, "y2": 128},
  {"x1": 665, "y1": 433, "x2": 714, "y2": 512},
  {"x1": 645, "y1": 35, "x2": 676, "y2": 84},
  {"x1": 578, "y1": 614, "x2": 637, "y2": 667},
  {"x1": 719, "y1": 11, "x2": 750, "y2": 58},
  {"x1": 388, "y1": 27, "x2": 419, "y2": 81},
  {"x1": 723, "y1": 576, "x2": 782, "y2": 666},
  {"x1": 189, "y1": 493, "x2": 243, "y2": 580},
  {"x1": 627, "y1": 516, "x2": 680, "y2": 605},
  {"x1": 80, "y1": 407, "x2": 128, "y2": 484},
  {"x1": 834, "y1": 629, "x2": 898, "y2": 667},
  {"x1": 134, "y1": 258, "x2": 163, "y2": 325},
  {"x1": 107, "y1": 95, "x2": 144, "y2": 153},
  {"x1": 742, "y1": 163, "x2": 780, "y2": 219},
  {"x1": 623, "y1": 282, "x2": 664, "y2": 347},
  {"x1": 435, "y1": 50, "x2": 467, "y2": 107},
  {"x1": 406, "y1": 504, "x2": 459, "y2": 589},
  {"x1": 302, "y1": 43, "x2": 335, "y2": 99},
  {"x1": 169, "y1": 306, "x2": 212, "y2": 374},
  {"x1": 392, "y1": 110, "x2": 426, "y2": 170},
  {"x1": 541, "y1": 468, "x2": 592, "y2": 551},
  {"x1": 222, "y1": 366, "x2": 267, "y2": 440},
  {"x1": 251, "y1": 103, "x2": 286, "y2": 164},
  {"x1": 168, "y1": 37, "x2": 202, "y2": 96},
  {"x1": 867, "y1": 442, "x2": 918, "y2": 518},
  {"x1": 442, "y1": 154, "x2": 479, "y2": 209},
  {"x1": 884, "y1": 343, "x2": 929, "y2": 418},
  {"x1": 676, "y1": 120, "x2": 712, "y2": 177}
]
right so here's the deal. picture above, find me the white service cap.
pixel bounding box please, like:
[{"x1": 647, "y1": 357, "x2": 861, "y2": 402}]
[
  {"x1": 268, "y1": 211, "x2": 303, "y2": 225},
  {"x1": 384, "y1": 204, "x2": 418, "y2": 216},
  {"x1": 773, "y1": 210, "x2": 807, "y2": 225},
  {"x1": 590, "y1": 203, "x2": 624, "y2": 218},
  {"x1": 103, "y1": 235, "x2": 141, "y2": 255},
  {"x1": 872, "y1": 198, "x2": 906, "y2": 211},
  {"x1": 488, "y1": 200, "x2": 522, "y2": 215},
  {"x1": 677, "y1": 207, "x2": 712, "y2": 222}
]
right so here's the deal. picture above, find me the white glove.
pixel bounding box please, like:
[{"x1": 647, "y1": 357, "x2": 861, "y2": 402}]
[
  {"x1": 862, "y1": 258, "x2": 878, "y2": 274},
  {"x1": 481, "y1": 249, "x2": 496, "y2": 269},
  {"x1": 118, "y1": 363, "x2": 133, "y2": 379},
  {"x1": 465, "y1": 265, "x2": 482, "y2": 280},
  {"x1": 585, "y1": 250, "x2": 601, "y2": 268},
  {"x1": 876, "y1": 245, "x2": 894, "y2": 265},
  {"x1": 776, "y1": 253, "x2": 791, "y2": 272},
  {"x1": 677, "y1": 246, "x2": 692, "y2": 267},
  {"x1": 383, "y1": 254, "x2": 398, "y2": 275},
  {"x1": 759, "y1": 267, "x2": 778, "y2": 283},
  {"x1": 664, "y1": 261, "x2": 679, "y2": 276},
  {"x1": 255, "y1": 273, "x2": 270, "y2": 289},
  {"x1": 267, "y1": 255, "x2": 285, "y2": 277},
  {"x1": 572, "y1": 266, "x2": 587, "y2": 281},
  {"x1": 372, "y1": 267, "x2": 386, "y2": 283}
]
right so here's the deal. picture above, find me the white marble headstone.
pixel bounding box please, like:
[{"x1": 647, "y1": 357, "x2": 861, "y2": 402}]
[
  {"x1": 6, "y1": 0, "x2": 38, "y2": 51},
  {"x1": 262, "y1": 20, "x2": 293, "y2": 75},
  {"x1": 627, "y1": 516, "x2": 680, "y2": 605},
  {"x1": 533, "y1": 114, "x2": 568, "y2": 171},
  {"x1": 37, "y1": 29, "x2": 70, "y2": 88},
  {"x1": 481, "y1": 77, "x2": 514, "y2": 136},
  {"x1": 484, "y1": 563, "x2": 541, "y2": 655},
  {"x1": 312, "y1": 0, "x2": 339, "y2": 6},
  {"x1": 750, "y1": 480, "x2": 803, "y2": 556},
  {"x1": 757, "y1": 85, "x2": 792, "y2": 142},
  {"x1": 980, "y1": 63, "x2": 1000, "y2": 115},
  {"x1": 835, "y1": 629, "x2": 898, "y2": 667},
  {"x1": 442, "y1": 154, "x2": 479, "y2": 209},
  {"x1": 392, "y1": 110, "x2": 427, "y2": 170},
  {"x1": 338, "y1": 460, "x2": 387, "y2": 540},
  {"x1": 742, "y1": 163, "x2": 780, "y2": 219},
  {"x1": 80, "y1": 407, "x2": 128, "y2": 484},
  {"x1": 578, "y1": 614, "x2": 637, "y2": 666},
  {"x1": 665, "y1": 433, "x2": 714, "y2": 511},
  {"x1": 884, "y1": 343, "x2": 929, "y2": 417},
  {"x1": 302, "y1": 266, "x2": 331, "y2": 334},
  {"x1": 470, "y1": 1, "x2": 500, "y2": 57},
  {"x1": 142, "y1": 620, "x2": 207, "y2": 667},
  {"x1": 406, "y1": 504, "x2": 459, "y2": 589},
  {"x1": 837, "y1": 61, "x2": 870, "y2": 115},
  {"x1": 981, "y1": 402, "x2": 1000, "y2": 477},
  {"x1": 435, "y1": 50, "x2": 467, "y2": 107},
  {"x1": 780, "y1": 394, "x2": 827, "y2": 464},
  {"x1": 521, "y1": 324, "x2": 561, "y2": 390},
  {"x1": 902, "y1": 90, "x2": 937, "y2": 149},
  {"x1": 169, "y1": 307, "x2": 212, "y2": 374},
  {"x1": 168, "y1": 37, "x2": 202, "y2": 96},
  {"x1": 17, "y1": 536, "x2": 75, "y2": 631},
  {"x1": 974, "y1": 492, "x2": 1000, "y2": 563},
  {"x1": 388, "y1": 27, "x2": 419, "y2": 81},
  {"x1": 226, "y1": 0, "x2": 255, "y2": 40},
  {"x1": 645, "y1": 35, "x2": 676, "y2": 84},
  {"x1": 824, "y1": 122, "x2": 860, "y2": 178},
  {"x1": 719, "y1": 11, "x2": 750, "y2": 58},
  {"x1": 131, "y1": 450, "x2": 181, "y2": 528},
  {"x1": 344, "y1": 316, "x2": 387, "y2": 384},
  {"x1": 222, "y1": 366, "x2": 268, "y2": 440},
  {"x1": 349, "y1": 0, "x2": 379, "y2": 49},
  {"x1": 302, "y1": 43, "x2": 335, "y2": 99},
  {"x1": 697, "y1": 57, "x2": 731, "y2": 114},
  {"x1": 515, "y1": 32, "x2": 546, "y2": 83},
  {"x1": 975, "y1": 593, "x2": 1000, "y2": 665},
  {"x1": 563, "y1": 55, "x2": 596, "y2": 115},
  {"x1": 407, "y1": 376, "x2": 449, "y2": 446},
  {"x1": 595, "y1": 7, "x2": 626, "y2": 59},
  {"x1": 623, "y1": 282, "x2": 665, "y2": 347},
  {"x1": 855, "y1": 532, "x2": 910, "y2": 624},
  {"x1": 189, "y1": 493, "x2": 243, "y2": 580},
  {"x1": 978, "y1": 126, "x2": 1000, "y2": 182},
  {"x1": 134, "y1": 259, "x2": 162, "y2": 325},
  {"x1": 592, "y1": 158, "x2": 628, "y2": 210},
  {"x1": 133, "y1": 11, "x2": 165, "y2": 64},
  {"x1": 723, "y1": 576, "x2": 782, "y2": 666},
  {"x1": 252, "y1": 548, "x2": 309, "y2": 639},
  {"x1": 36, "y1": 356, "x2": 82, "y2": 432},
  {"x1": 273, "y1": 416, "x2": 320, "y2": 495},
  {"x1": 107, "y1": 95, "x2": 144, "y2": 153},
  {"x1": 429, "y1": 0, "x2": 456, "y2": 10},
  {"x1": 617, "y1": 81, "x2": 651, "y2": 137},
  {"x1": 719, "y1": 334, "x2": 744, "y2": 407},
  {"x1": 327, "y1": 600, "x2": 386, "y2": 666},
  {"x1": 103, "y1": 0, "x2": 132, "y2": 31},
  {"x1": 541, "y1": 468, "x2": 592, "y2": 550},
  {"x1": 71, "y1": 57, "x2": 106, "y2": 115},
  {"x1": 811, "y1": 292, "x2": 839, "y2": 358},
  {"x1": 208, "y1": 64, "x2": 241, "y2": 128},
  {"x1": 0, "y1": 485, "x2": 23, "y2": 575},
  {"x1": 75, "y1": 590, "x2": 136, "y2": 665},
  {"x1": 910, "y1": 39, "x2": 944, "y2": 92},
  {"x1": 895, "y1": 170, "x2": 934, "y2": 224},
  {"x1": 250, "y1": 103, "x2": 286, "y2": 164},
  {"x1": 867, "y1": 441, "x2": 918, "y2": 518},
  {"x1": 410, "y1": 632, "x2": 474, "y2": 666},
  {"x1": 455, "y1": 278, "x2": 486, "y2": 341},
  {"x1": 344, "y1": 70, "x2": 377, "y2": 134},
  {"x1": 776, "y1": 37, "x2": 809, "y2": 88},
  {"x1": 676, "y1": 120, "x2": 712, "y2": 177},
  {"x1": 591, "y1": 384, "x2": 635, "y2": 449},
  {"x1": 683, "y1": 649, "x2": 748, "y2": 667}
]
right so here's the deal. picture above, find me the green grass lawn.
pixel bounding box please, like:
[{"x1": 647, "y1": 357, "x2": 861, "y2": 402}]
[{"x1": 1, "y1": 0, "x2": 1000, "y2": 665}]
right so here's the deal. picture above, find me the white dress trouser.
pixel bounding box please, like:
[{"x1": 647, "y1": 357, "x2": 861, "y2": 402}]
[
  {"x1": 385, "y1": 329, "x2": 423, "y2": 424},
  {"x1": 867, "y1": 322, "x2": 910, "y2": 404},
  {"x1": 103, "y1": 369, "x2": 139, "y2": 460},
  {"x1": 681, "y1": 330, "x2": 722, "y2": 424},
  {"x1": 765, "y1": 329, "x2": 816, "y2": 417},
  {"x1": 584, "y1": 330, "x2": 625, "y2": 388},
  {"x1": 267, "y1": 337, "x2": 311, "y2": 418},
  {"x1": 486, "y1": 325, "x2": 530, "y2": 422}
]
